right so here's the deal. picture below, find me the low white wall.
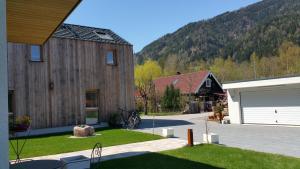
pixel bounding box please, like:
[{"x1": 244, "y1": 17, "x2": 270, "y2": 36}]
[
  {"x1": 0, "y1": 0, "x2": 9, "y2": 168},
  {"x1": 227, "y1": 89, "x2": 242, "y2": 124}
]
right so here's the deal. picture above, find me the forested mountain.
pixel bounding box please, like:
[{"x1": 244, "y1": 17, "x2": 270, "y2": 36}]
[{"x1": 136, "y1": 0, "x2": 300, "y2": 69}]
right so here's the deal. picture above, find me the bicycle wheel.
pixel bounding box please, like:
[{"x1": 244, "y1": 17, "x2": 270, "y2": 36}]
[
  {"x1": 127, "y1": 117, "x2": 135, "y2": 129},
  {"x1": 133, "y1": 116, "x2": 141, "y2": 128}
]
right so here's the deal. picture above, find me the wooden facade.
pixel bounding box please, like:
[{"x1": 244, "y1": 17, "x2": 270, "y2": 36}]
[{"x1": 8, "y1": 36, "x2": 135, "y2": 129}]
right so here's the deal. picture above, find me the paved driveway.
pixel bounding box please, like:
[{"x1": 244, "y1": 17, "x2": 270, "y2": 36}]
[{"x1": 136, "y1": 113, "x2": 300, "y2": 158}]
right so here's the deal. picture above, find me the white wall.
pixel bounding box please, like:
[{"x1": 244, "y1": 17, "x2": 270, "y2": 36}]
[
  {"x1": 0, "y1": 0, "x2": 9, "y2": 168},
  {"x1": 227, "y1": 85, "x2": 300, "y2": 125},
  {"x1": 227, "y1": 89, "x2": 242, "y2": 124}
]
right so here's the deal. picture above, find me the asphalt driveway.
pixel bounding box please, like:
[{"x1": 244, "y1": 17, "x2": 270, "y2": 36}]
[{"x1": 136, "y1": 113, "x2": 300, "y2": 158}]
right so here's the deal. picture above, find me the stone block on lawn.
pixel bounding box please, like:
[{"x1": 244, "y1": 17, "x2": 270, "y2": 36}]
[{"x1": 73, "y1": 125, "x2": 95, "y2": 137}]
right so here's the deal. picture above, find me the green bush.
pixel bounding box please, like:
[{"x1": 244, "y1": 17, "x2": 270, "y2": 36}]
[
  {"x1": 213, "y1": 104, "x2": 225, "y2": 123},
  {"x1": 108, "y1": 113, "x2": 121, "y2": 128},
  {"x1": 135, "y1": 99, "x2": 144, "y2": 112},
  {"x1": 161, "y1": 84, "x2": 181, "y2": 111},
  {"x1": 213, "y1": 104, "x2": 224, "y2": 114}
]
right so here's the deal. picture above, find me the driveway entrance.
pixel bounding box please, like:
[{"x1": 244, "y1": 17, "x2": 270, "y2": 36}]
[{"x1": 137, "y1": 113, "x2": 300, "y2": 157}]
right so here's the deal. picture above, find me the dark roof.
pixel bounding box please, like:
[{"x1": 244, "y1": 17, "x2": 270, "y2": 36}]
[{"x1": 52, "y1": 23, "x2": 131, "y2": 45}]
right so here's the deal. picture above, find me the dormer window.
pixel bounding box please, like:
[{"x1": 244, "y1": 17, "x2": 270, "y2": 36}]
[
  {"x1": 206, "y1": 78, "x2": 212, "y2": 87},
  {"x1": 30, "y1": 45, "x2": 42, "y2": 61},
  {"x1": 94, "y1": 31, "x2": 114, "y2": 40},
  {"x1": 172, "y1": 79, "x2": 179, "y2": 85},
  {"x1": 106, "y1": 51, "x2": 117, "y2": 65}
]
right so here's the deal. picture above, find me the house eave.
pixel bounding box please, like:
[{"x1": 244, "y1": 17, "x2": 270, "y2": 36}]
[
  {"x1": 7, "y1": 0, "x2": 81, "y2": 45},
  {"x1": 223, "y1": 76, "x2": 300, "y2": 89}
]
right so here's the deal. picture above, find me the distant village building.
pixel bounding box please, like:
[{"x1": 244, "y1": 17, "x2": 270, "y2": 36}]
[
  {"x1": 8, "y1": 24, "x2": 135, "y2": 129},
  {"x1": 153, "y1": 71, "x2": 224, "y2": 111}
]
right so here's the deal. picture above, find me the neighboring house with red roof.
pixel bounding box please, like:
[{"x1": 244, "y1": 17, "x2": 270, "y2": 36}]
[
  {"x1": 153, "y1": 71, "x2": 224, "y2": 107},
  {"x1": 154, "y1": 71, "x2": 223, "y2": 95}
]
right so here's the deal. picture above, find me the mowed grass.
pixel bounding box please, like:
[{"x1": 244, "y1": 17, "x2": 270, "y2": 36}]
[
  {"x1": 99, "y1": 144, "x2": 300, "y2": 169},
  {"x1": 9, "y1": 128, "x2": 162, "y2": 160}
]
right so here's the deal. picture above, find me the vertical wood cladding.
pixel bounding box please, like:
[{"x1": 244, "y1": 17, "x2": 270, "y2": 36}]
[{"x1": 8, "y1": 38, "x2": 134, "y2": 129}]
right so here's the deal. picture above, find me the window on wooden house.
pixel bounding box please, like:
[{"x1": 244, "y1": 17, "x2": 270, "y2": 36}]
[
  {"x1": 172, "y1": 79, "x2": 179, "y2": 85},
  {"x1": 206, "y1": 78, "x2": 212, "y2": 88},
  {"x1": 30, "y1": 45, "x2": 42, "y2": 61},
  {"x1": 85, "y1": 90, "x2": 99, "y2": 125},
  {"x1": 106, "y1": 51, "x2": 117, "y2": 65}
]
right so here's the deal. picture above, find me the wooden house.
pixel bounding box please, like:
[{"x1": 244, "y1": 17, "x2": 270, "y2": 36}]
[
  {"x1": 7, "y1": 24, "x2": 135, "y2": 129},
  {"x1": 153, "y1": 71, "x2": 224, "y2": 111}
]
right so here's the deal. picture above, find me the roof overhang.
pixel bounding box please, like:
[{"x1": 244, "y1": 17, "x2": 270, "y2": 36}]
[
  {"x1": 7, "y1": 0, "x2": 81, "y2": 45},
  {"x1": 223, "y1": 76, "x2": 300, "y2": 90}
]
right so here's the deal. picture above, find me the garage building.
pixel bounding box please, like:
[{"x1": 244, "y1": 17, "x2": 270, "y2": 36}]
[{"x1": 223, "y1": 76, "x2": 300, "y2": 125}]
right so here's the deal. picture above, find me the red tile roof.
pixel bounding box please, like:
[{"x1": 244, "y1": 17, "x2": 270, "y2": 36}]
[{"x1": 153, "y1": 71, "x2": 210, "y2": 94}]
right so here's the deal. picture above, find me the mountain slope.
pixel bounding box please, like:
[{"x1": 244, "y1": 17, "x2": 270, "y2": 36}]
[{"x1": 136, "y1": 0, "x2": 300, "y2": 65}]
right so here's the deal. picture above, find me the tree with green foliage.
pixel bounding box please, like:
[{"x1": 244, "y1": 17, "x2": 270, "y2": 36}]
[
  {"x1": 278, "y1": 41, "x2": 300, "y2": 75},
  {"x1": 250, "y1": 52, "x2": 259, "y2": 79},
  {"x1": 210, "y1": 57, "x2": 225, "y2": 82},
  {"x1": 135, "y1": 60, "x2": 162, "y2": 114},
  {"x1": 210, "y1": 56, "x2": 242, "y2": 82},
  {"x1": 161, "y1": 84, "x2": 181, "y2": 111}
]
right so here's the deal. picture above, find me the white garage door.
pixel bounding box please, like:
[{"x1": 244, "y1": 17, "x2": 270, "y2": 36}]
[{"x1": 241, "y1": 88, "x2": 300, "y2": 125}]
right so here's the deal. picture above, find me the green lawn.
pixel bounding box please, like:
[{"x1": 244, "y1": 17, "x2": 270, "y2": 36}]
[
  {"x1": 99, "y1": 144, "x2": 300, "y2": 169},
  {"x1": 9, "y1": 128, "x2": 162, "y2": 160}
]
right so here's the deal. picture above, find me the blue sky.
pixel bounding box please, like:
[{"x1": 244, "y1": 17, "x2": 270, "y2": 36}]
[{"x1": 66, "y1": 0, "x2": 261, "y2": 53}]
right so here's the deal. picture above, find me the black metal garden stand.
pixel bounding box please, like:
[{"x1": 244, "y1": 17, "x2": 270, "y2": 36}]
[{"x1": 9, "y1": 127, "x2": 31, "y2": 164}]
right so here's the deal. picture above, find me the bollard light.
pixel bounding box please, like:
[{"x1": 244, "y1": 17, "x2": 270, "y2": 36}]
[{"x1": 187, "y1": 129, "x2": 194, "y2": 147}]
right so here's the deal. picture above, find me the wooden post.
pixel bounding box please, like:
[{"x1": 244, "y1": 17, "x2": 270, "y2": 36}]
[
  {"x1": 187, "y1": 129, "x2": 194, "y2": 147},
  {"x1": 0, "y1": 0, "x2": 9, "y2": 168}
]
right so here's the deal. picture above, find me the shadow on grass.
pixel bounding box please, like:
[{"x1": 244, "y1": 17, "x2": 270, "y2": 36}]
[
  {"x1": 97, "y1": 152, "x2": 224, "y2": 169},
  {"x1": 101, "y1": 151, "x2": 150, "y2": 161},
  {"x1": 139, "y1": 119, "x2": 193, "y2": 129},
  {"x1": 10, "y1": 127, "x2": 112, "y2": 140}
]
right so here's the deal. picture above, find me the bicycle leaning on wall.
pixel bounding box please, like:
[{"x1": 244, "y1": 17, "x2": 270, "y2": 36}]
[{"x1": 118, "y1": 108, "x2": 141, "y2": 129}]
